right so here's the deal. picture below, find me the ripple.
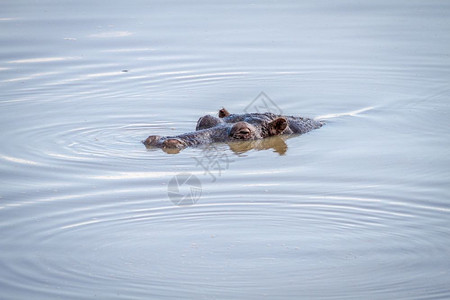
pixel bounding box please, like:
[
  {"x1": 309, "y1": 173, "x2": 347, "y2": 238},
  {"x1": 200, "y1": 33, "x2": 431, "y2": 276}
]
[
  {"x1": 2, "y1": 189, "x2": 449, "y2": 299},
  {"x1": 7, "y1": 56, "x2": 82, "y2": 64},
  {"x1": 89, "y1": 31, "x2": 133, "y2": 38},
  {"x1": 0, "y1": 154, "x2": 42, "y2": 166},
  {"x1": 0, "y1": 119, "x2": 164, "y2": 167}
]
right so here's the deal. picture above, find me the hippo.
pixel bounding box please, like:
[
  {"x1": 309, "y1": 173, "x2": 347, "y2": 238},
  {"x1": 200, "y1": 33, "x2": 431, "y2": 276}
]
[
  {"x1": 143, "y1": 107, "x2": 323, "y2": 152},
  {"x1": 196, "y1": 108, "x2": 323, "y2": 134}
]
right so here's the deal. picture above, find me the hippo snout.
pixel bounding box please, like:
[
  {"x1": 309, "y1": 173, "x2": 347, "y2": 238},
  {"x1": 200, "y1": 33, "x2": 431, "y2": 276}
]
[
  {"x1": 143, "y1": 135, "x2": 161, "y2": 146},
  {"x1": 162, "y1": 138, "x2": 187, "y2": 149}
]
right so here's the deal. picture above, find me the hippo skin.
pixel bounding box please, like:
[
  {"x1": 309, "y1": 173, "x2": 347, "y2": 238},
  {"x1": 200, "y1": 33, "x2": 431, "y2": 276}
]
[
  {"x1": 196, "y1": 108, "x2": 322, "y2": 135},
  {"x1": 143, "y1": 108, "x2": 323, "y2": 151}
]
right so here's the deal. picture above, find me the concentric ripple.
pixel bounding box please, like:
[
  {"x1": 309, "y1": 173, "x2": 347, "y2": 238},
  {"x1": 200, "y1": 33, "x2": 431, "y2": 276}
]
[{"x1": 1, "y1": 0, "x2": 450, "y2": 299}]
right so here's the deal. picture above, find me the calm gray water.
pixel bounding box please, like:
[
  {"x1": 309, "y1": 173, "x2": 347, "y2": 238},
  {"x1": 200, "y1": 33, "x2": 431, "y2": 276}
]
[{"x1": 1, "y1": 1, "x2": 450, "y2": 299}]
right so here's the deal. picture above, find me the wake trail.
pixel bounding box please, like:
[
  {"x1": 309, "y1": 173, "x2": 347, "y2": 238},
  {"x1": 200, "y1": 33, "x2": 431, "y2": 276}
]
[{"x1": 315, "y1": 106, "x2": 375, "y2": 120}]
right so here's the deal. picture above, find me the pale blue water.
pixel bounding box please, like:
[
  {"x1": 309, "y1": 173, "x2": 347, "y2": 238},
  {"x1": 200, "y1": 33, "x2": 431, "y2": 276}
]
[{"x1": 1, "y1": 1, "x2": 450, "y2": 299}]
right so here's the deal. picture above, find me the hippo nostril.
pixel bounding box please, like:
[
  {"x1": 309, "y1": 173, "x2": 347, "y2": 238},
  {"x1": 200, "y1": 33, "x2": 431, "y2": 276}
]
[
  {"x1": 163, "y1": 138, "x2": 186, "y2": 149},
  {"x1": 239, "y1": 130, "x2": 250, "y2": 135}
]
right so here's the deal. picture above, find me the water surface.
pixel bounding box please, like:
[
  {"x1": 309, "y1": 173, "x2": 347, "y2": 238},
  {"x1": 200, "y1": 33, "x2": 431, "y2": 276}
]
[{"x1": 1, "y1": 1, "x2": 449, "y2": 299}]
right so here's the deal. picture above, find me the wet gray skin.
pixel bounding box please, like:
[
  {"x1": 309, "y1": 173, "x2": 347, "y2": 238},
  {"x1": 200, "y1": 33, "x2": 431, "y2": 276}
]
[
  {"x1": 143, "y1": 107, "x2": 323, "y2": 152},
  {"x1": 196, "y1": 107, "x2": 323, "y2": 134}
]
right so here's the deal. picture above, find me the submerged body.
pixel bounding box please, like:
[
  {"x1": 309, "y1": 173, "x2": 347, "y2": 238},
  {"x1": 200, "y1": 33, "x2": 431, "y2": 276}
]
[{"x1": 144, "y1": 107, "x2": 323, "y2": 151}]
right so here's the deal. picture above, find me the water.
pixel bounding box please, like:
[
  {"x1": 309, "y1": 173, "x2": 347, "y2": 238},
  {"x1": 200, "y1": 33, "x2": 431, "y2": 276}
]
[{"x1": 1, "y1": 1, "x2": 449, "y2": 299}]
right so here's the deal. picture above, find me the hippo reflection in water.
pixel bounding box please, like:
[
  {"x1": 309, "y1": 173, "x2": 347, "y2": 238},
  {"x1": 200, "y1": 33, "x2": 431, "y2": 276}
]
[{"x1": 143, "y1": 108, "x2": 323, "y2": 154}]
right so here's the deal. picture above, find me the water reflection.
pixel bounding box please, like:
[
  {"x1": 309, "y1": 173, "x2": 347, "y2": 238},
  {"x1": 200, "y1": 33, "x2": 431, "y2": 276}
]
[{"x1": 227, "y1": 135, "x2": 290, "y2": 155}]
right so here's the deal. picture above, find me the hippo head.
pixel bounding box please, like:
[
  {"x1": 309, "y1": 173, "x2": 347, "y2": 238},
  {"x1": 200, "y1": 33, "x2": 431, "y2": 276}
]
[
  {"x1": 198, "y1": 107, "x2": 288, "y2": 138},
  {"x1": 228, "y1": 117, "x2": 288, "y2": 140},
  {"x1": 144, "y1": 108, "x2": 289, "y2": 153}
]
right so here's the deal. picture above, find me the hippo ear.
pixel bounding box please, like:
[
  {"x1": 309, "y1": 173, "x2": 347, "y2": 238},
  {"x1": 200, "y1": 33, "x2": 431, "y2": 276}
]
[
  {"x1": 218, "y1": 107, "x2": 230, "y2": 118},
  {"x1": 268, "y1": 117, "x2": 288, "y2": 136}
]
